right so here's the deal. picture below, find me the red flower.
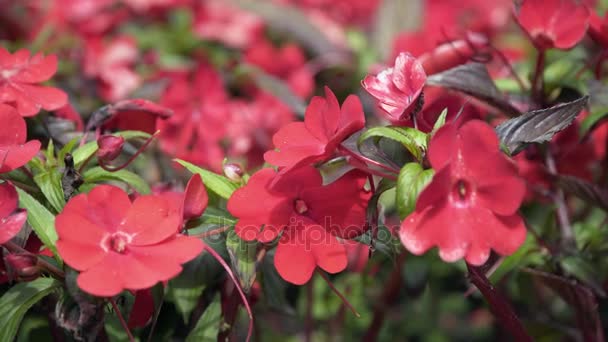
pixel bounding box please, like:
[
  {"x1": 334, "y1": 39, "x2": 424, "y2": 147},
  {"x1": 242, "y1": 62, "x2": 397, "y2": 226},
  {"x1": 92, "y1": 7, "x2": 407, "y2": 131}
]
[
  {"x1": 225, "y1": 93, "x2": 295, "y2": 168},
  {"x1": 0, "y1": 48, "x2": 67, "y2": 117},
  {"x1": 193, "y1": 0, "x2": 264, "y2": 49},
  {"x1": 244, "y1": 40, "x2": 314, "y2": 98},
  {"x1": 100, "y1": 98, "x2": 173, "y2": 134},
  {"x1": 399, "y1": 120, "x2": 527, "y2": 265},
  {"x1": 157, "y1": 64, "x2": 228, "y2": 172},
  {"x1": 264, "y1": 87, "x2": 365, "y2": 177},
  {"x1": 83, "y1": 36, "x2": 141, "y2": 101},
  {"x1": 0, "y1": 182, "x2": 27, "y2": 244},
  {"x1": 516, "y1": 0, "x2": 589, "y2": 50},
  {"x1": 56, "y1": 185, "x2": 203, "y2": 297},
  {"x1": 227, "y1": 167, "x2": 370, "y2": 284},
  {"x1": 0, "y1": 104, "x2": 41, "y2": 173},
  {"x1": 362, "y1": 53, "x2": 426, "y2": 124}
]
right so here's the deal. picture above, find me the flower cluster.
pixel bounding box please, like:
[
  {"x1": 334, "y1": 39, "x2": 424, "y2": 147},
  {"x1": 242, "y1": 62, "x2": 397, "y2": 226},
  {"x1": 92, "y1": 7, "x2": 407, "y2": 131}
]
[{"x1": 1, "y1": 0, "x2": 607, "y2": 341}]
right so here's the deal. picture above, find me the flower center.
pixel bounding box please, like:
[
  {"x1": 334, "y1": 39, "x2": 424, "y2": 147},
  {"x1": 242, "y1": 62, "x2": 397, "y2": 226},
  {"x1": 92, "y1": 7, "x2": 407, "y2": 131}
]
[
  {"x1": 451, "y1": 179, "x2": 472, "y2": 205},
  {"x1": 104, "y1": 232, "x2": 132, "y2": 254},
  {"x1": 294, "y1": 199, "x2": 308, "y2": 214},
  {"x1": 0, "y1": 68, "x2": 18, "y2": 79}
]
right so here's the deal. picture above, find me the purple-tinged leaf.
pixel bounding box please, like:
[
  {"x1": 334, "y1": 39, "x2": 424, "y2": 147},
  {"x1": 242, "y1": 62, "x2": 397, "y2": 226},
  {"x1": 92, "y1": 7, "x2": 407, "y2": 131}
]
[
  {"x1": 228, "y1": 0, "x2": 351, "y2": 57},
  {"x1": 556, "y1": 175, "x2": 608, "y2": 212},
  {"x1": 466, "y1": 263, "x2": 532, "y2": 342},
  {"x1": 525, "y1": 268, "x2": 605, "y2": 342},
  {"x1": 495, "y1": 96, "x2": 588, "y2": 155},
  {"x1": 426, "y1": 63, "x2": 521, "y2": 116}
]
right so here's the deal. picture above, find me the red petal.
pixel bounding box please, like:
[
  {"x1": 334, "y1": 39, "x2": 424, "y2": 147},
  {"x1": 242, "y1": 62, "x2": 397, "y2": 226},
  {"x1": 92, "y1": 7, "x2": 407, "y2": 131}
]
[
  {"x1": 12, "y1": 54, "x2": 58, "y2": 83},
  {"x1": 55, "y1": 211, "x2": 108, "y2": 246},
  {"x1": 264, "y1": 122, "x2": 324, "y2": 168},
  {"x1": 19, "y1": 84, "x2": 68, "y2": 112},
  {"x1": 76, "y1": 185, "x2": 131, "y2": 232},
  {"x1": 304, "y1": 87, "x2": 340, "y2": 142},
  {"x1": 415, "y1": 165, "x2": 451, "y2": 211},
  {"x1": 227, "y1": 168, "x2": 291, "y2": 225},
  {"x1": 0, "y1": 210, "x2": 26, "y2": 244},
  {"x1": 476, "y1": 177, "x2": 526, "y2": 216},
  {"x1": 77, "y1": 254, "x2": 125, "y2": 297},
  {"x1": 183, "y1": 174, "x2": 208, "y2": 220},
  {"x1": 0, "y1": 104, "x2": 27, "y2": 145},
  {"x1": 301, "y1": 170, "x2": 370, "y2": 238},
  {"x1": 309, "y1": 225, "x2": 347, "y2": 275},
  {"x1": 128, "y1": 289, "x2": 155, "y2": 328},
  {"x1": 0, "y1": 140, "x2": 41, "y2": 173},
  {"x1": 427, "y1": 122, "x2": 458, "y2": 169},
  {"x1": 56, "y1": 240, "x2": 106, "y2": 271},
  {"x1": 123, "y1": 196, "x2": 181, "y2": 245},
  {"x1": 0, "y1": 182, "x2": 18, "y2": 218},
  {"x1": 274, "y1": 229, "x2": 316, "y2": 285}
]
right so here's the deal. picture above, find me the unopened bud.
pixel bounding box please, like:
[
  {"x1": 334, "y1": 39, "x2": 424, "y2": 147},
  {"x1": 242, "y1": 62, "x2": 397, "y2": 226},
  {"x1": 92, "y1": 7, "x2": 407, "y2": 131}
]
[
  {"x1": 5, "y1": 254, "x2": 40, "y2": 281},
  {"x1": 97, "y1": 135, "x2": 125, "y2": 161},
  {"x1": 223, "y1": 163, "x2": 243, "y2": 181}
]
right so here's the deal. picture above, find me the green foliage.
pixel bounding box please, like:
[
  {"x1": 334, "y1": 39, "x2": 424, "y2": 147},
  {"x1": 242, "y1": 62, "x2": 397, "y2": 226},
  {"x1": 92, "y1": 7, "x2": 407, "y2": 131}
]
[
  {"x1": 175, "y1": 159, "x2": 240, "y2": 199},
  {"x1": 358, "y1": 126, "x2": 427, "y2": 162},
  {"x1": 0, "y1": 278, "x2": 61, "y2": 342},
  {"x1": 395, "y1": 163, "x2": 434, "y2": 220}
]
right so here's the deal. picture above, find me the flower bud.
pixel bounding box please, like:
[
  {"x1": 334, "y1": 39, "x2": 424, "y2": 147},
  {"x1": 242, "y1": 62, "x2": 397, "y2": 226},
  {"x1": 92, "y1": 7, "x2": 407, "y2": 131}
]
[
  {"x1": 223, "y1": 163, "x2": 243, "y2": 181},
  {"x1": 5, "y1": 254, "x2": 40, "y2": 281},
  {"x1": 97, "y1": 135, "x2": 124, "y2": 161}
]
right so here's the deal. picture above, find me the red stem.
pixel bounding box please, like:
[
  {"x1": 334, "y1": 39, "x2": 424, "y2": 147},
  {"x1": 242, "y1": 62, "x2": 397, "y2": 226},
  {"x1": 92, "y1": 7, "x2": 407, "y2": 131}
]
[
  {"x1": 531, "y1": 50, "x2": 546, "y2": 106},
  {"x1": 99, "y1": 131, "x2": 159, "y2": 172},
  {"x1": 203, "y1": 243, "x2": 254, "y2": 341},
  {"x1": 110, "y1": 298, "x2": 135, "y2": 342},
  {"x1": 317, "y1": 270, "x2": 360, "y2": 317}
]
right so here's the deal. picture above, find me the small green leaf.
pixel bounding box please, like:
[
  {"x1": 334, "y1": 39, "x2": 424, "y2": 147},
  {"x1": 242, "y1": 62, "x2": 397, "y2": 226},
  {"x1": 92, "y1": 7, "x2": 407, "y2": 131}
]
[
  {"x1": 431, "y1": 108, "x2": 448, "y2": 134},
  {"x1": 44, "y1": 140, "x2": 56, "y2": 166},
  {"x1": 175, "y1": 159, "x2": 239, "y2": 199},
  {"x1": 16, "y1": 188, "x2": 60, "y2": 261},
  {"x1": 33, "y1": 169, "x2": 66, "y2": 213},
  {"x1": 396, "y1": 163, "x2": 434, "y2": 219},
  {"x1": 82, "y1": 167, "x2": 151, "y2": 195},
  {"x1": 358, "y1": 126, "x2": 427, "y2": 162},
  {"x1": 186, "y1": 294, "x2": 222, "y2": 342},
  {"x1": 0, "y1": 278, "x2": 61, "y2": 342},
  {"x1": 72, "y1": 130, "x2": 151, "y2": 168},
  {"x1": 226, "y1": 230, "x2": 258, "y2": 294}
]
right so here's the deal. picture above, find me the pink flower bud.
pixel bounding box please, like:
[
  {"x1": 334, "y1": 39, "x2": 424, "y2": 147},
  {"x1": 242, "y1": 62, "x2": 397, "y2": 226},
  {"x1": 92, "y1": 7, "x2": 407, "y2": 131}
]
[
  {"x1": 97, "y1": 135, "x2": 125, "y2": 161},
  {"x1": 5, "y1": 254, "x2": 39, "y2": 281},
  {"x1": 223, "y1": 163, "x2": 243, "y2": 181}
]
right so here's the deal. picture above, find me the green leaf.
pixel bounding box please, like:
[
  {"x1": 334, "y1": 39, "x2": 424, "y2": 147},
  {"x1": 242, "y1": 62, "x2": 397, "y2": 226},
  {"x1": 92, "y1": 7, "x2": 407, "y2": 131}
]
[
  {"x1": 0, "y1": 278, "x2": 61, "y2": 342},
  {"x1": 431, "y1": 108, "x2": 448, "y2": 135},
  {"x1": 226, "y1": 231, "x2": 258, "y2": 294},
  {"x1": 175, "y1": 159, "x2": 239, "y2": 199},
  {"x1": 396, "y1": 163, "x2": 434, "y2": 219},
  {"x1": 72, "y1": 130, "x2": 151, "y2": 168},
  {"x1": 44, "y1": 140, "x2": 56, "y2": 166},
  {"x1": 186, "y1": 294, "x2": 222, "y2": 342},
  {"x1": 187, "y1": 207, "x2": 237, "y2": 228},
  {"x1": 33, "y1": 168, "x2": 66, "y2": 213},
  {"x1": 16, "y1": 188, "x2": 60, "y2": 261},
  {"x1": 82, "y1": 167, "x2": 151, "y2": 195},
  {"x1": 358, "y1": 126, "x2": 427, "y2": 162}
]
